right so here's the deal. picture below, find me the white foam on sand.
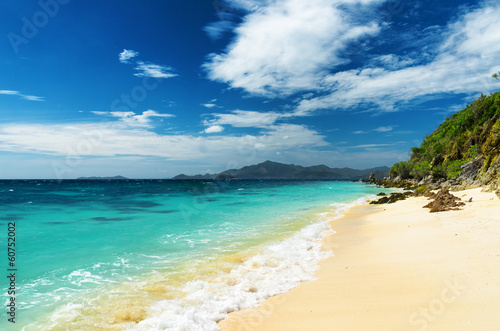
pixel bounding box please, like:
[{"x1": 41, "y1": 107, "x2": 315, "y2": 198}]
[
  {"x1": 21, "y1": 195, "x2": 376, "y2": 331},
  {"x1": 128, "y1": 196, "x2": 374, "y2": 331}
]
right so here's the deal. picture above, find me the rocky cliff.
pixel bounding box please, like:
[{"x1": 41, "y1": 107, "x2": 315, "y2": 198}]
[{"x1": 385, "y1": 91, "x2": 500, "y2": 194}]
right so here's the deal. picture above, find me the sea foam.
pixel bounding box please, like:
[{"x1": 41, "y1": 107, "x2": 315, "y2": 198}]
[{"x1": 128, "y1": 197, "x2": 373, "y2": 331}]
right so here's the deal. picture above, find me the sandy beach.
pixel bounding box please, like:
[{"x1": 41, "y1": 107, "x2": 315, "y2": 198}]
[{"x1": 219, "y1": 188, "x2": 500, "y2": 331}]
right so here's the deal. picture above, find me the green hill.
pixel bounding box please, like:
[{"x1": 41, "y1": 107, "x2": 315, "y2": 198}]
[
  {"x1": 390, "y1": 91, "x2": 500, "y2": 190},
  {"x1": 173, "y1": 160, "x2": 390, "y2": 180}
]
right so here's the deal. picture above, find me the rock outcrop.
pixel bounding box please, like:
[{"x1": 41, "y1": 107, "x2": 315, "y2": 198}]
[
  {"x1": 460, "y1": 113, "x2": 500, "y2": 190},
  {"x1": 370, "y1": 192, "x2": 413, "y2": 204},
  {"x1": 423, "y1": 189, "x2": 465, "y2": 213},
  {"x1": 459, "y1": 157, "x2": 483, "y2": 185},
  {"x1": 470, "y1": 155, "x2": 500, "y2": 190}
]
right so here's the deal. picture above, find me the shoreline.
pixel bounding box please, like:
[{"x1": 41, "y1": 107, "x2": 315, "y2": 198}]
[
  {"x1": 218, "y1": 188, "x2": 500, "y2": 330},
  {"x1": 11, "y1": 182, "x2": 388, "y2": 330}
]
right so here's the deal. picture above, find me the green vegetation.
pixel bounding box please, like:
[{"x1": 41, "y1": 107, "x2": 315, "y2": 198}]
[
  {"x1": 390, "y1": 91, "x2": 500, "y2": 181},
  {"x1": 389, "y1": 160, "x2": 412, "y2": 179}
]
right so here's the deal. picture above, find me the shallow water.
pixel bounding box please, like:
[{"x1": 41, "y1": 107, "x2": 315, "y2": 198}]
[{"x1": 0, "y1": 179, "x2": 390, "y2": 330}]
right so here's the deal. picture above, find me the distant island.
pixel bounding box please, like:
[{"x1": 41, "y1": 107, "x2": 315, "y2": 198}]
[
  {"x1": 76, "y1": 176, "x2": 129, "y2": 180},
  {"x1": 173, "y1": 160, "x2": 389, "y2": 180}
]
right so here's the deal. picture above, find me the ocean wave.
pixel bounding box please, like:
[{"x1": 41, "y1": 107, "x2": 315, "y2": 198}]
[
  {"x1": 129, "y1": 220, "x2": 335, "y2": 330},
  {"x1": 20, "y1": 192, "x2": 378, "y2": 330}
]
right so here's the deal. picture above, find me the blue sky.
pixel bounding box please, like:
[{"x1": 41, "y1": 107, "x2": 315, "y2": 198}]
[{"x1": 0, "y1": 0, "x2": 499, "y2": 179}]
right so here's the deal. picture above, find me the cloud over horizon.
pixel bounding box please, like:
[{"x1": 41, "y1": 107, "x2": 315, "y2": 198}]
[{"x1": 0, "y1": 115, "x2": 328, "y2": 164}]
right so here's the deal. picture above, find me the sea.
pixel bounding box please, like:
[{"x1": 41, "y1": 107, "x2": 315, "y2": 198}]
[{"x1": 1, "y1": 179, "x2": 392, "y2": 330}]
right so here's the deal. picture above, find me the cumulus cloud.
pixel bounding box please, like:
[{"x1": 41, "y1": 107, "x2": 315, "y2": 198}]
[
  {"x1": 294, "y1": 2, "x2": 500, "y2": 114},
  {"x1": 119, "y1": 49, "x2": 139, "y2": 63},
  {"x1": 0, "y1": 90, "x2": 44, "y2": 101},
  {"x1": 204, "y1": 0, "x2": 382, "y2": 96},
  {"x1": 134, "y1": 61, "x2": 178, "y2": 79},
  {"x1": 204, "y1": 0, "x2": 500, "y2": 116}
]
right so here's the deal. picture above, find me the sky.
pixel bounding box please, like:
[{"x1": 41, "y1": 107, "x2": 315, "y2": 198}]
[{"x1": 0, "y1": 0, "x2": 499, "y2": 179}]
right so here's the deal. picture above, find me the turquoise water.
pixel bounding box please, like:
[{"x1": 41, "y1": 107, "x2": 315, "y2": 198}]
[{"x1": 1, "y1": 179, "x2": 390, "y2": 330}]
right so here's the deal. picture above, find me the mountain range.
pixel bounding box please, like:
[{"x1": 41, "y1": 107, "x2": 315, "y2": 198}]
[{"x1": 173, "y1": 160, "x2": 389, "y2": 180}]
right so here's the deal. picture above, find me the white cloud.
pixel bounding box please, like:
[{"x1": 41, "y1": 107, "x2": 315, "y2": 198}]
[
  {"x1": 0, "y1": 90, "x2": 44, "y2": 101},
  {"x1": 372, "y1": 55, "x2": 414, "y2": 70},
  {"x1": 204, "y1": 125, "x2": 225, "y2": 133},
  {"x1": 205, "y1": 1, "x2": 500, "y2": 115},
  {"x1": 0, "y1": 90, "x2": 18, "y2": 95},
  {"x1": 92, "y1": 110, "x2": 174, "y2": 128},
  {"x1": 353, "y1": 126, "x2": 395, "y2": 134},
  {"x1": 119, "y1": 49, "x2": 139, "y2": 63},
  {"x1": 295, "y1": 2, "x2": 500, "y2": 114},
  {"x1": 204, "y1": 0, "x2": 382, "y2": 97},
  {"x1": 134, "y1": 61, "x2": 177, "y2": 79},
  {"x1": 203, "y1": 110, "x2": 282, "y2": 128},
  {"x1": 374, "y1": 126, "x2": 394, "y2": 132},
  {"x1": 118, "y1": 50, "x2": 177, "y2": 79},
  {"x1": 202, "y1": 99, "x2": 219, "y2": 108},
  {"x1": 0, "y1": 122, "x2": 326, "y2": 162},
  {"x1": 0, "y1": 102, "x2": 327, "y2": 169},
  {"x1": 21, "y1": 95, "x2": 44, "y2": 101}
]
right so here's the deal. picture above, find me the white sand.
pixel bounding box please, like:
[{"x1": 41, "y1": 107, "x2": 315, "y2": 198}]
[{"x1": 219, "y1": 188, "x2": 500, "y2": 331}]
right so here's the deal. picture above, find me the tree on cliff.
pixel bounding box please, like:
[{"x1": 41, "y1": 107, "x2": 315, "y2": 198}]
[{"x1": 389, "y1": 91, "x2": 500, "y2": 182}]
